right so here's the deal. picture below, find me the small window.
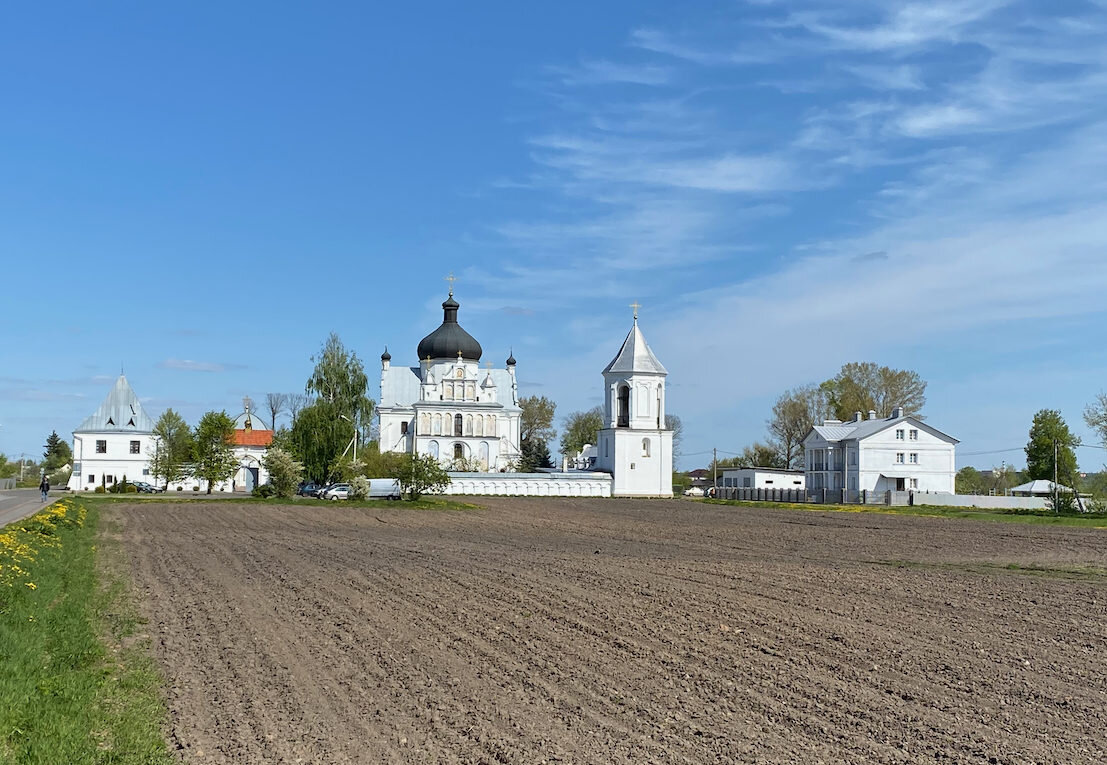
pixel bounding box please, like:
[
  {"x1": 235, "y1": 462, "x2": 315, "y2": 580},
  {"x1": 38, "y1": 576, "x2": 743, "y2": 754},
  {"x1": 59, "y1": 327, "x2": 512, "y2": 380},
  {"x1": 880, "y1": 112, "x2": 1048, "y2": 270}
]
[
  {"x1": 641, "y1": 438, "x2": 650, "y2": 457},
  {"x1": 895, "y1": 429, "x2": 904, "y2": 440},
  {"x1": 765, "y1": 480, "x2": 774, "y2": 485},
  {"x1": 793, "y1": 480, "x2": 802, "y2": 485},
  {"x1": 849, "y1": 450, "x2": 856, "y2": 465},
  {"x1": 909, "y1": 453, "x2": 918, "y2": 464},
  {"x1": 142, "y1": 468, "x2": 150, "y2": 476},
  {"x1": 87, "y1": 474, "x2": 96, "y2": 484},
  {"x1": 454, "y1": 443, "x2": 464, "y2": 460},
  {"x1": 106, "y1": 475, "x2": 115, "y2": 484},
  {"x1": 96, "y1": 440, "x2": 107, "y2": 453},
  {"x1": 400, "y1": 422, "x2": 409, "y2": 435},
  {"x1": 896, "y1": 452, "x2": 905, "y2": 464},
  {"x1": 743, "y1": 477, "x2": 751, "y2": 487},
  {"x1": 909, "y1": 429, "x2": 918, "y2": 440},
  {"x1": 107, "y1": 417, "x2": 115, "y2": 426},
  {"x1": 130, "y1": 440, "x2": 140, "y2": 454},
  {"x1": 910, "y1": 478, "x2": 919, "y2": 489}
]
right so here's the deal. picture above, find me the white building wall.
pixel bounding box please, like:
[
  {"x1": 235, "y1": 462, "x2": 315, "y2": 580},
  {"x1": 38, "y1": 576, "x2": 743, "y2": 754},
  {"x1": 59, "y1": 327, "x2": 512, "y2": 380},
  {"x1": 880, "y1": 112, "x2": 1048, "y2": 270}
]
[
  {"x1": 857, "y1": 427, "x2": 955, "y2": 493},
  {"x1": 69, "y1": 432, "x2": 157, "y2": 490},
  {"x1": 721, "y1": 468, "x2": 805, "y2": 491},
  {"x1": 597, "y1": 427, "x2": 673, "y2": 497}
]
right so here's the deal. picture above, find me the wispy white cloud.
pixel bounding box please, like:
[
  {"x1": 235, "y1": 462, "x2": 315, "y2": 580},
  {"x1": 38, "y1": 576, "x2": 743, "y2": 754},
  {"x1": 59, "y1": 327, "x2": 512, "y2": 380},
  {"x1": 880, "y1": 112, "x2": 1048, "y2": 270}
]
[
  {"x1": 159, "y1": 359, "x2": 243, "y2": 373},
  {"x1": 549, "y1": 59, "x2": 674, "y2": 86}
]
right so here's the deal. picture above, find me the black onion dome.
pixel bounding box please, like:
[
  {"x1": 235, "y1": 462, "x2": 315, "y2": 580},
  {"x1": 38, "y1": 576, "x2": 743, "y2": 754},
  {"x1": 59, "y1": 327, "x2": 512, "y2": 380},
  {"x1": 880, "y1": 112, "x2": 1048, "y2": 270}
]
[
  {"x1": 381, "y1": 346, "x2": 391, "y2": 361},
  {"x1": 506, "y1": 349, "x2": 516, "y2": 366},
  {"x1": 417, "y1": 295, "x2": 483, "y2": 361}
]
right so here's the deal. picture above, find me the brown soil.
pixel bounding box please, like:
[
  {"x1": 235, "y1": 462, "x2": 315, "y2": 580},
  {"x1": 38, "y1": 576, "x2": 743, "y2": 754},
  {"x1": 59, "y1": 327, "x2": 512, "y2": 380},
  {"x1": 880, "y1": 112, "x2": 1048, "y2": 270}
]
[{"x1": 116, "y1": 498, "x2": 1107, "y2": 764}]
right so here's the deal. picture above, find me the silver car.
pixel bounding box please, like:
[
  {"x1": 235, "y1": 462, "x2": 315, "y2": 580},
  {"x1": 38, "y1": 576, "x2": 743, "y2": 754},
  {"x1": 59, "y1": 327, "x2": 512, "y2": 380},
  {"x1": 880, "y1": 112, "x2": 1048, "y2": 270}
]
[{"x1": 320, "y1": 483, "x2": 350, "y2": 501}]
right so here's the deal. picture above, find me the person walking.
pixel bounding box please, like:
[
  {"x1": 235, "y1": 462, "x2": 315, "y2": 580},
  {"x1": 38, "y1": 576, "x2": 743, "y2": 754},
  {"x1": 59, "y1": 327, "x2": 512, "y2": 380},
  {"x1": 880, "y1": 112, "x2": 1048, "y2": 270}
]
[{"x1": 39, "y1": 475, "x2": 49, "y2": 502}]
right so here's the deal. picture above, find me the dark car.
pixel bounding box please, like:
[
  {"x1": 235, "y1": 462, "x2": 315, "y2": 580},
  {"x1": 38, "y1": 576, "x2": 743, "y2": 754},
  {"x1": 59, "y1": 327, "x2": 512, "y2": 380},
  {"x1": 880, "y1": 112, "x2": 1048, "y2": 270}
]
[
  {"x1": 132, "y1": 481, "x2": 163, "y2": 494},
  {"x1": 297, "y1": 482, "x2": 326, "y2": 497}
]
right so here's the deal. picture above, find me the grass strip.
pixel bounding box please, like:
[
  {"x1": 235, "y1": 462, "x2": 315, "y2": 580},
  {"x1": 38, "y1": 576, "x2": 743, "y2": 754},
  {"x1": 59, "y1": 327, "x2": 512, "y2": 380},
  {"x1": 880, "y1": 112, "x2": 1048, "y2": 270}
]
[
  {"x1": 701, "y1": 498, "x2": 1107, "y2": 528},
  {"x1": 0, "y1": 500, "x2": 172, "y2": 764}
]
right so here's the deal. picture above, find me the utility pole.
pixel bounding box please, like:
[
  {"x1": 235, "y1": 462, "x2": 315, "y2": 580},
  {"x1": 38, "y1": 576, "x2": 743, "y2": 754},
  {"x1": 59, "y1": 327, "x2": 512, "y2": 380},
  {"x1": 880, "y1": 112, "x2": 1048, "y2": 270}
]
[
  {"x1": 1053, "y1": 438, "x2": 1058, "y2": 511},
  {"x1": 713, "y1": 447, "x2": 718, "y2": 495}
]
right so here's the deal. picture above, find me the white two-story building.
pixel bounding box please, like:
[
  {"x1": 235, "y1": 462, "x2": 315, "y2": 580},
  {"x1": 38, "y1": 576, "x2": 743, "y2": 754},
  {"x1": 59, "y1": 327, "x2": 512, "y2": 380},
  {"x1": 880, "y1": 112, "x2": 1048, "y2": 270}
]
[
  {"x1": 67, "y1": 375, "x2": 157, "y2": 490},
  {"x1": 803, "y1": 407, "x2": 957, "y2": 498}
]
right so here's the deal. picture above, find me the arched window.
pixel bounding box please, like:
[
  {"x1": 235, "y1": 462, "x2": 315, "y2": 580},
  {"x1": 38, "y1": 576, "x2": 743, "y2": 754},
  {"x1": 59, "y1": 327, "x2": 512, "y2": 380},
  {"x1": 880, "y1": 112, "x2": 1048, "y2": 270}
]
[
  {"x1": 642, "y1": 438, "x2": 651, "y2": 457},
  {"x1": 465, "y1": 414, "x2": 473, "y2": 436},
  {"x1": 428, "y1": 440, "x2": 439, "y2": 459},
  {"x1": 487, "y1": 416, "x2": 496, "y2": 436},
  {"x1": 479, "y1": 441, "x2": 490, "y2": 470},
  {"x1": 432, "y1": 413, "x2": 442, "y2": 436},
  {"x1": 454, "y1": 442, "x2": 464, "y2": 460},
  {"x1": 475, "y1": 416, "x2": 484, "y2": 437},
  {"x1": 617, "y1": 385, "x2": 630, "y2": 427},
  {"x1": 465, "y1": 382, "x2": 475, "y2": 400},
  {"x1": 454, "y1": 413, "x2": 464, "y2": 437},
  {"x1": 419, "y1": 413, "x2": 430, "y2": 433}
]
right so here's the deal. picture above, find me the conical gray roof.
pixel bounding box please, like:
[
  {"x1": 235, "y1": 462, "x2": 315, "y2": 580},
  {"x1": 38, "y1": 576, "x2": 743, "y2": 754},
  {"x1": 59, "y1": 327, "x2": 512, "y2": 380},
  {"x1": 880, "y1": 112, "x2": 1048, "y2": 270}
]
[
  {"x1": 75, "y1": 375, "x2": 154, "y2": 433},
  {"x1": 603, "y1": 320, "x2": 667, "y2": 375}
]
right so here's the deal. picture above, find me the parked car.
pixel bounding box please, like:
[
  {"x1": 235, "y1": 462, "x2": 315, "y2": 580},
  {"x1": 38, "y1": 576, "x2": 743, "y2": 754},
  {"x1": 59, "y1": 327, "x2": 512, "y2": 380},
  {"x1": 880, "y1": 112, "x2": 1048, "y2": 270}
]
[
  {"x1": 683, "y1": 486, "x2": 705, "y2": 497},
  {"x1": 297, "y1": 482, "x2": 326, "y2": 497},
  {"x1": 366, "y1": 478, "x2": 402, "y2": 500},
  {"x1": 132, "y1": 481, "x2": 163, "y2": 494},
  {"x1": 320, "y1": 483, "x2": 350, "y2": 501}
]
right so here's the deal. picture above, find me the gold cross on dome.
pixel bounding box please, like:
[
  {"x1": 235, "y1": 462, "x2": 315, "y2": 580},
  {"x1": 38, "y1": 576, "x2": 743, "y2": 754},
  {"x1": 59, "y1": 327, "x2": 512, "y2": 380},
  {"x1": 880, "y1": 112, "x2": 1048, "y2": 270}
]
[
  {"x1": 629, "y1": 300, "x2": 641, "y2": 320},
  {"x1": 445, "y1": 272, "x2": 457, "y2": 296}
]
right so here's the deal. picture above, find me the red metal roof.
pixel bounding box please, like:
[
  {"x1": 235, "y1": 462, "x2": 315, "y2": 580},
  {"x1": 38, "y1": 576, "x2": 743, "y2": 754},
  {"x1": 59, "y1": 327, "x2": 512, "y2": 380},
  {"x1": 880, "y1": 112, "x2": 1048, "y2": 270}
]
[{"x1": 233, "y1": 429, "x2": 273, "y2": 446}]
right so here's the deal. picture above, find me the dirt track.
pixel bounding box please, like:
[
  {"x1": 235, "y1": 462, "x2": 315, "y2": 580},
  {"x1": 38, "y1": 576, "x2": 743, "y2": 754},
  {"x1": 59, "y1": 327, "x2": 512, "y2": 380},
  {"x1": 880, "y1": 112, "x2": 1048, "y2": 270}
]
[{"x1": 116, "y1": 498, "x2": 1107, "y2": 764}]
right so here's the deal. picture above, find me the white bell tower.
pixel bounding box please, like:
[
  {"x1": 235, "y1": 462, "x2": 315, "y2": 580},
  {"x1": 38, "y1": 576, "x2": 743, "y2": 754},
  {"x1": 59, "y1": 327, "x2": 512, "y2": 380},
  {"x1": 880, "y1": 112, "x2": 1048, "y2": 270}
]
[{"x1": 595, "y1": 304, "x2": 673, "y2": 497}]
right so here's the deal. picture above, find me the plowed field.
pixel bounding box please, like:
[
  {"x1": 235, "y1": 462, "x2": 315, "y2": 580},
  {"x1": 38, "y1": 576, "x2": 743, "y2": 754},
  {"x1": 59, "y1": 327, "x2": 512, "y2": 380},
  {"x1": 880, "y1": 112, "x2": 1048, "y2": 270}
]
[{"x1": 116, "y1": 498, "x2": 1107, "y2": 764}]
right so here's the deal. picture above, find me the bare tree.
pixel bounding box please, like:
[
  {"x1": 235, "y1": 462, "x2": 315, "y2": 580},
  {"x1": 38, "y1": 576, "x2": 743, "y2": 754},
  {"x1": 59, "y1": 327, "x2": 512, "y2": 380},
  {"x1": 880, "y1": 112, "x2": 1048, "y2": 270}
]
[
  {"x1": 767, "y1": 384, "x2": 829, "y2": 468},
  {"x1": 665, "y1": 413, "x2": 683, "y2": 456},
  {"x1": 265, "y1": 392, "x2": 288, "y2": 431},
  {"x1": 287, "y1": 393, "x2": 312, "y2": 421}
]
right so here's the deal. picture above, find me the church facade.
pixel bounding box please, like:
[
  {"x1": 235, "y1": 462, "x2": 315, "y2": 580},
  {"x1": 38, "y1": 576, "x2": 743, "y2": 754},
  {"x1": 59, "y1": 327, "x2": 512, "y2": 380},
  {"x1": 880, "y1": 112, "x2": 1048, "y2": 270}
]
[{"x1": 378, "y1": 289, "x2": 523, "y2": 470}]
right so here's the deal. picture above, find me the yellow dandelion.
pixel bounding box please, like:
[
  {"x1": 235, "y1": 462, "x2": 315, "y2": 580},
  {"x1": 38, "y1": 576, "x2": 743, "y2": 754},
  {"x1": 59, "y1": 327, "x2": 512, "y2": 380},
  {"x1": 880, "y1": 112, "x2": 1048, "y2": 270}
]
[{"x1": 25, "y1": 582, "x2": 37, "y2": 590}]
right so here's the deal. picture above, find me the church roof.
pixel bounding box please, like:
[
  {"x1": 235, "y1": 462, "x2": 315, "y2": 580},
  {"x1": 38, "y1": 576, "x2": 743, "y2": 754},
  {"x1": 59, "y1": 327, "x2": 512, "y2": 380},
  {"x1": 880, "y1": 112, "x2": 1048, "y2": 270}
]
[
  {"x1": 75, "y1": 375, "x2": 154, "y2": 433},
  {"x1": 416, "y1": 294, "x2": 483, "y2": 361},
  {"x1": 603, "y1": 320, "x2": 667, "y2": 375}
]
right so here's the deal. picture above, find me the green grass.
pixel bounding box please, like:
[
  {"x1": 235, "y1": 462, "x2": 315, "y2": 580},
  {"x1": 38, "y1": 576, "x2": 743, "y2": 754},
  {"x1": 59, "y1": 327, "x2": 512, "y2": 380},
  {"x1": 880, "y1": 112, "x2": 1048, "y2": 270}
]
[
  {"x1": 701, "y1": 498, "x2": 1107, "y2": 528},
  {"x1": 0, "y1": 501, "x2": 172, "y2": 764}
]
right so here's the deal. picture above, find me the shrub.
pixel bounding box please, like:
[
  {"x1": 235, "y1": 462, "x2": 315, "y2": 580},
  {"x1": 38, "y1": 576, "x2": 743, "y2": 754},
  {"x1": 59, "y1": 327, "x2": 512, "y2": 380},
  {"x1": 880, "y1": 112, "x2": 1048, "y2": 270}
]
[
  {"x1": 176, "y1": 486, "x2": 183, "y2": 492},
  {"x1": 252, "y1": 483, "x2": 275, "y2": 498},
  {"x1": 192, "y1": 486, "x2": 199, "y2": 492},
  {"x1": 389, "y1": 454, "x2": 450, "y2": 500},
  {"x1": 348, "y1": 476, "x2": 370, "y2": 500},
  {"x1": 93, "y1": 485, "x2": 106, "y2": 494},
  {"x1": 125, "y1": 485, "x2": 138, "y2": 493},
  {"x1": 262, "y1": 447, "x2": 303, "y2": 499}
]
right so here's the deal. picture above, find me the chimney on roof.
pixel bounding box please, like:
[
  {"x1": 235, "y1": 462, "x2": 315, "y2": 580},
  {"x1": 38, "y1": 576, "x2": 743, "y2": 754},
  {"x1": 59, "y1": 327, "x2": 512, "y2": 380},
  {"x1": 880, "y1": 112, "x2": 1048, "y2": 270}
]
[
  {"x1": 854, "y1": 411, "x2": 863, "y2": 423},
  {"x1": 891, "y1": 406, "x2": 904, "y2": 418},
  {"x1": 823, "y1": 418, "x2": 842, "y2": 426},
  {"x1": 868, "y1": 410, "x2": 877, "y2": 420}
]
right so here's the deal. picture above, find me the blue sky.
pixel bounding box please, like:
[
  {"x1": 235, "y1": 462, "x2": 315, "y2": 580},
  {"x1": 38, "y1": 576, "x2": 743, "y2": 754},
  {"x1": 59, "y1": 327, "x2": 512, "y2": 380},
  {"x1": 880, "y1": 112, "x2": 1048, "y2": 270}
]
[{"x1": 2, "y1": 0, "x2": 1106, "y2": 471}]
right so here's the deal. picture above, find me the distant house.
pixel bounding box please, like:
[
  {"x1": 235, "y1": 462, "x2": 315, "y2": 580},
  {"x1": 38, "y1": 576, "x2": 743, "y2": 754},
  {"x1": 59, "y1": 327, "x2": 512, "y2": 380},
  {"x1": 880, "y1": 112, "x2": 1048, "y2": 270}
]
[
  {"x1": 721, "y1": 467, "x2": 805, "y2": 491},
  {"x1": 67, "y1": 375, "x2": 156, "y2": 490},
  {"x1": 1010, "y1": 480, "x2": 1079, "y2": 497},
  {"x1": 802, "y1": 407, "x2": 957, "y2": 496}
]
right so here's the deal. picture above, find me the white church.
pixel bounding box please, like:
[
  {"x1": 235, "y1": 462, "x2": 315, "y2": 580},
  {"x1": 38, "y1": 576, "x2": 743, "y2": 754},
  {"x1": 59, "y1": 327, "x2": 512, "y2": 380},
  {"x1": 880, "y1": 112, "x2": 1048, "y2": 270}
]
[{"x1": 378, "y1": 289, "x2": 674, "y2": 497}]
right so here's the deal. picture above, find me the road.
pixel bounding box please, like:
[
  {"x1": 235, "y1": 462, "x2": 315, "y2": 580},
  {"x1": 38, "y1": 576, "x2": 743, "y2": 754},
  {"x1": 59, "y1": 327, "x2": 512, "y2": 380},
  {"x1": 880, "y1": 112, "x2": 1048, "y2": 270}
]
[{"x1": 0, "y1": 488, "x2": 53, "y2": 527}]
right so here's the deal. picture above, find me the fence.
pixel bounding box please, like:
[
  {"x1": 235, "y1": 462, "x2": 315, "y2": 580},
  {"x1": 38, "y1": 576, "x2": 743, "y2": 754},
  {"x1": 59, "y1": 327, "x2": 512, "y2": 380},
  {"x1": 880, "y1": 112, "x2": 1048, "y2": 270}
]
[
  {"x1": 715, "y1": 485, "x2": 1049, "y2": 510},
  {"x1": 0, "y1": 478, "x2": 15, "y2": 491}
]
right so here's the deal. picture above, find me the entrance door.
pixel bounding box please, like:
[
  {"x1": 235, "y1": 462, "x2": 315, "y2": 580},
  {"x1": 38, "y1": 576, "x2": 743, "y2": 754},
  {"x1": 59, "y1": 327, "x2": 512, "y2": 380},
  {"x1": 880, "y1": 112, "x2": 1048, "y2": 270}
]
[{"x1": 246, "y1": 467, "x2": 258, "y2": 492}]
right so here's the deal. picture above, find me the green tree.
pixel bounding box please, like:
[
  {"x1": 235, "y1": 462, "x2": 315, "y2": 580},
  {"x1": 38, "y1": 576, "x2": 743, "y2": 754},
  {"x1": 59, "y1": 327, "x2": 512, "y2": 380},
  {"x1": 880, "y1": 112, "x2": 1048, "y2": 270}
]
[
  {"x1": 820, "y1": 362, "x2": 926, "y2": 421},
  {"x1": 262, "y1": 447, "x2": 303, "y2": 499},
  {"x1": 1024, "y1": 409, "x2": 1079, "y2": 486},
  {"x1": 520, "y1": 395, "x2": 557, "y2": 445},
  {"x1": 149, "y1": 409, "x2": 193, "y2": 489},
  {"x1": 307, "y1": 333, "x2": 374, "y2": 428},
  {"x1": 192, "y1": 411, "x2": 237, "y2": 494},
  {"x1": 390, "y1": 453, "x2": 450, "y2": 500},
  {"x1": 559, "y1": 406, "x2": 604, "y2": 458},
  {"x1": 738, "y1": 442, "x2": 787, "y2": 469},
  {"x1": 767, "y1": 384, "x2": 828, "y2": 468},
  {"x1": 290, "y1": 401, "x2": 352, "y2": 483},
  {"x1": 42, "y1": 431, "x2": 72, "y2": 472},
  {"x1": 0, "y1": 454, "x2": 17, "y2": 479},
  {"x1": 955, "y1": 466, "x2": 987, "y2": 494},
  {"x1": 519, "y1": 438, "x2": 554, "y2": 472}
]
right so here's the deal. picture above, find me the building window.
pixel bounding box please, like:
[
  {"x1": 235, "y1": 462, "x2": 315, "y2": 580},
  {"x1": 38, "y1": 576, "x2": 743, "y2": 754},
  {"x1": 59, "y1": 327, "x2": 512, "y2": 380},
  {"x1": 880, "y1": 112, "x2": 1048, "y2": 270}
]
[
  {"x1": 106, "y1": 475, "x2": 115, "y2": 484},
  {"x1": 895, "y1": 429, "x2": 904, "y2": 440},
  {"x1": 910, "y1": 478, "x2": 918, "y2": 489},
  {"x1": 765, "y1": 480, "x2": 774, "y2": 485},
  {"x1": 641, "y1": 438, "x2": 650, "y2": 457},
  {"x1": 454, "y1": 443, "x2": 464, "y2": 460},
  {"x1": 909, "y1": 429, "x2": 918, "y2": 440},
  {"x1": 909, "y1": 453, "x2": 918, "y2": 464},
  {"x1": 400, "y1": 422, "x2": 409, "y2": 435},
  {"x1": 743, "y1": 477, "x2": 751, "y2": 487},
  {"x1": 849, "y1": 450, "x2": 856, "y2": 465},
  {"x1": 96, "y1": 440, "x2": 107, "y2": 453},
  {"x1": 142, "y1": 468, "x2": 150, "y2": 476},
  {"x1": 88, "y1": 474, "x2": 96, "y2": 484},
  {"x1": 896, "y1": 452, "x2": 905, "y2": 463},
  {"x1": 617, "y1": 385, "x2": 630, "y2": 427},
  {"x1": 454, "y1": 414, "x2": 463, "y2": 437},
  {"x1": 130, "y1": 440, "x2": 140, "y2": 454}
]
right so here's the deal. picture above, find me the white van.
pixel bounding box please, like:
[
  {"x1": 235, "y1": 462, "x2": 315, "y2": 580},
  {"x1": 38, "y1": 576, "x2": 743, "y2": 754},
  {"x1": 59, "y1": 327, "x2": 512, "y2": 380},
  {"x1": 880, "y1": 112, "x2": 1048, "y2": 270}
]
[{"x1": 367, "y1": 478, "x2": 402, "y2": 500}]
